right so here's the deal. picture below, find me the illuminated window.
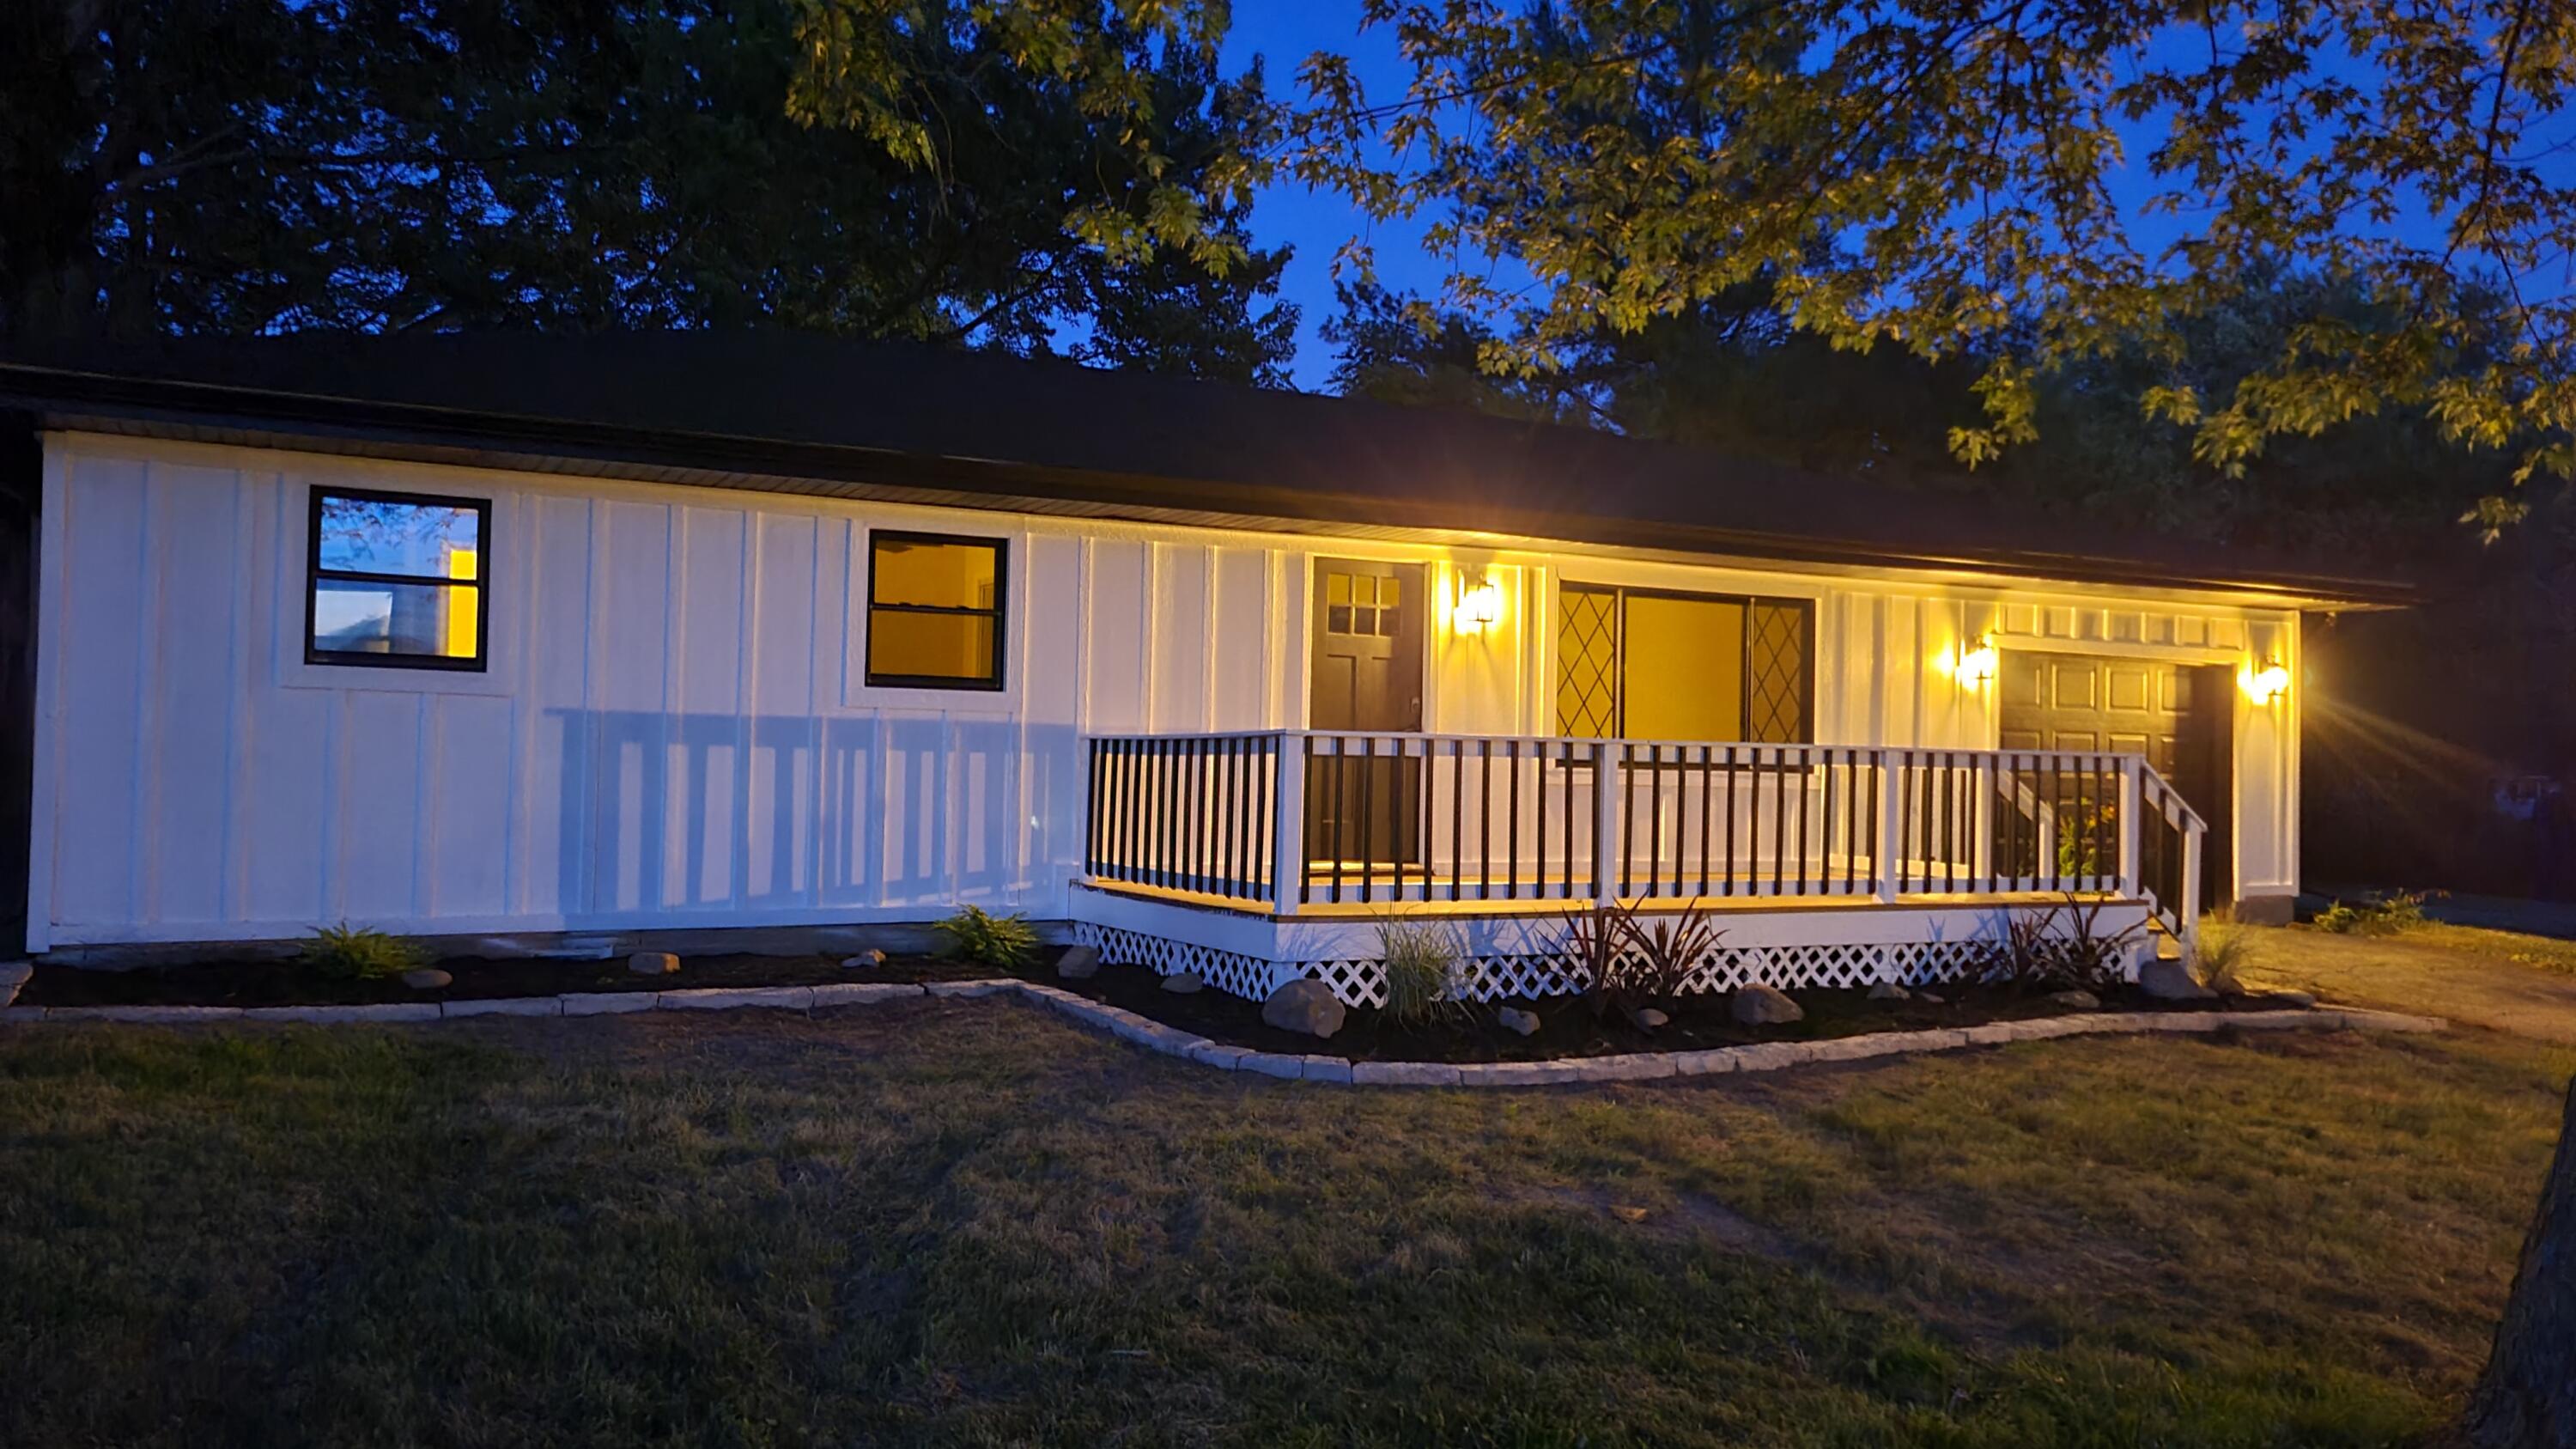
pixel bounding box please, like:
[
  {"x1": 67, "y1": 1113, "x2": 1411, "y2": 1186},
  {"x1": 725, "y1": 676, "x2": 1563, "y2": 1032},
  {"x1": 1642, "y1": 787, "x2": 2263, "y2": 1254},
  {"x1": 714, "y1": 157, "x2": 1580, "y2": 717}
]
[
  {"x1": 306, "y1": 487, "x2": 488, "y2": 670},
  {"x1": 1555, "y1": 585, "x2": 1811, "y2": 741},
  {"x1": 866, "y1": 531, "x2": 1005, "y2": 690}
]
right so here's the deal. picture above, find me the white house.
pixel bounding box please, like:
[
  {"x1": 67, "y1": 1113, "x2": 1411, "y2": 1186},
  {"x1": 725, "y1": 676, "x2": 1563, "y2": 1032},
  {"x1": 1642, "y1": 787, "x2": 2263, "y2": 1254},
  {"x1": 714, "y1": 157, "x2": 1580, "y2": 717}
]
[{"x1": 0, "y1": 333, "x2": 2404, "y2": 1003}]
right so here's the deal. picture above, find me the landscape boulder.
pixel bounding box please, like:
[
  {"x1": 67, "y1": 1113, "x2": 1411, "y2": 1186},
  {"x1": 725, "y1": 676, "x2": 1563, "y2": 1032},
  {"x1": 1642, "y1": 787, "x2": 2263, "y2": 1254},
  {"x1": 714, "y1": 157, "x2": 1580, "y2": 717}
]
[
  {"x1": 1261, "y1": 978, "x2": 1346, "y2": 1038},
  {"x1": 1161, "y1": 971, "x2": 1204, "y2": 994},
  {"x1": 2047, "y1": 989, "x2": 2101, "y2": 1011},
  {"x1": 1629, "y1": 1006, "x2": 1670, "y2": 1031},
  {"x1": 401, "y1": 968, "x2": 453, "y2": 991},
  {"x1": 1055, "y1": 946, "x2": 1101, "y2": 980},
  {"x1": 840, "y1": 949, "x2": 886, "y2": 971},
  {"x1": 627, "y1": 952, "x2": 679, "y2": 977},
  {"x1": 0, "y1": 960, "x2": 29, "y2": 1009},
  {"x1": 2138, "y1": 957, "x2": 2216, "y2": 1001},
  {"x1": 1732, "y1": 984, "x2": 1804, "y2": 1026},
  {"x1": 1867, "y1": 981, "x2": 1911, "y2": 1002},
  {"x1": 1498, "y1": 1006, "x2": 1540, "y2": 1037}
]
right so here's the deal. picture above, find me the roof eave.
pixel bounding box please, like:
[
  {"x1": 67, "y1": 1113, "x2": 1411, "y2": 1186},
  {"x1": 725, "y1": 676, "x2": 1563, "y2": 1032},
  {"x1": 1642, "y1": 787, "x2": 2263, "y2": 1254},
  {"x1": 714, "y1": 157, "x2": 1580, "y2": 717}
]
[{"x1": 0, "y1": 361, "x2": 2415, "y2": 612}]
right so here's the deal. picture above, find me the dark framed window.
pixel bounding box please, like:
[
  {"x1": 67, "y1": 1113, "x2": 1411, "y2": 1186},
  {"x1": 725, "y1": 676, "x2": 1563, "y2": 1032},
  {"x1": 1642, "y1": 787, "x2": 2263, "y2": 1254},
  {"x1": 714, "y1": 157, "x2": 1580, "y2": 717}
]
[
  {"x1": 866, "y1": 530, "x2": 1006, "y2": 690},
  {"x1": 306, "y1": 486, "x2": 490, "y2": 670},
  {"x1": 1556, "y1": 584, "x2": 1812, "y2": 741}
]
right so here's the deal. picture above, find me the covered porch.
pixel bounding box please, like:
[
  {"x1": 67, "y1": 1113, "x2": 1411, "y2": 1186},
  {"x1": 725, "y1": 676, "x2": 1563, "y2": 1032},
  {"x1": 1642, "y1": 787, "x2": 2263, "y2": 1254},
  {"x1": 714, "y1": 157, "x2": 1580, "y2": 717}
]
[{"x1": 1069, "y1": 731, "x2": 2207, "y2": 1006}]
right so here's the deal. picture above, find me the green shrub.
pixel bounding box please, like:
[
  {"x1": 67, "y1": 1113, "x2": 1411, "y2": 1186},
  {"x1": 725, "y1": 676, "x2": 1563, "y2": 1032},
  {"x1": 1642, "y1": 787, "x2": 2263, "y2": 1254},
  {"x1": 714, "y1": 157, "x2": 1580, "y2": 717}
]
[
  {"x1": 2314, "y1": 891, "x2": 2430, "y2": 936},
  {"x1": 1561, "y1": 903, "x2": 1717, "y2": 1020},
  {"x1": 1977, "y1": 895, "x2": 2142, "y2": 993},
  {"x1": 933, "y1": 905, "x2": 1039, "y2": 968},
  {"x1": 1378, "y1": 918, "x2": 1470, "y2": 1027},
  {"x1": 2195, "y1": 920, "x2": 2255, "y2": 994},
  {"x1": 301, "y1": 923, "x2": 428, "y2": 981}
]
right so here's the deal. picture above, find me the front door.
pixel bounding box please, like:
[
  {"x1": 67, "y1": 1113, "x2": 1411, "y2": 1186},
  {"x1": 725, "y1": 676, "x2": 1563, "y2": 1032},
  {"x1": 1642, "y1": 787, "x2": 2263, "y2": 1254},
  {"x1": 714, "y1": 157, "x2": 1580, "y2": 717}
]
[
  {"x1": 1998, "y1": 651, "x2": 2232, "y2": 910},
  {"x1": 1309, "y1": 559, "x2": 1425, "y2": 865}
]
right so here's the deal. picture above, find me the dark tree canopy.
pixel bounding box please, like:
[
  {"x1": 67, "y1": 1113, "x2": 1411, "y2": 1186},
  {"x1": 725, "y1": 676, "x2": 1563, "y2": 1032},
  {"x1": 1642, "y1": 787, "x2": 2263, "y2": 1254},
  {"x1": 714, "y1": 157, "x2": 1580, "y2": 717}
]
[
  {"x1": 1295, "y1": 1, "x2": 2576, "y2": 523},
  {"x1": 0, "y1": 0, "x2": 1296, "y2": 383}
]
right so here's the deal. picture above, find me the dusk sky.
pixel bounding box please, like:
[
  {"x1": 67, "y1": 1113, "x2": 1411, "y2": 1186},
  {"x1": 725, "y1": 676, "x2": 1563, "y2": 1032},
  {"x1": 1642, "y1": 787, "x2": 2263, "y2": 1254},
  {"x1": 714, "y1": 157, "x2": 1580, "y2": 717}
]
[{"x1": 1222, "y1": 1, "x2": 1430, "y2": 390}]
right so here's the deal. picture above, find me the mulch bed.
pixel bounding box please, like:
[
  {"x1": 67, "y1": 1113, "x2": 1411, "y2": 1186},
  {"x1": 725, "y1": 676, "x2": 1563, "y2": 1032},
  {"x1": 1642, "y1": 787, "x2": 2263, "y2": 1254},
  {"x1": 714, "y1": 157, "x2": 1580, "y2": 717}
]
[
  {"x1": 1060, "y1": 961, "x2": 2298, "y2": 1063},
  {"x1": 21, "y1": 945, "x2": 2300, "y2": 1064}
]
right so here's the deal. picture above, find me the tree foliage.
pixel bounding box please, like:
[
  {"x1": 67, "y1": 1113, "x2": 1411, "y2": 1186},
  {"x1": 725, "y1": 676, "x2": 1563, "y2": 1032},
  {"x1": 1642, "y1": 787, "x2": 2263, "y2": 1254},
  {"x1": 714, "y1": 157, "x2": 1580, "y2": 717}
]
[
  {"x1": 0, "y1": 0, "x2": 1295, "y2": 382},
  {"x1": 1293, "y1": 0, "x2": 2576, "y2": 521}
]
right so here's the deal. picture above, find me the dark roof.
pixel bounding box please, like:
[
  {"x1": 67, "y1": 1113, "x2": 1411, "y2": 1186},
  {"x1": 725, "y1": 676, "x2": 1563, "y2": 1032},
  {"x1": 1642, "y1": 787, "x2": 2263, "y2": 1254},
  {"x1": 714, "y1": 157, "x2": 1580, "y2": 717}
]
[{"x1": 0, "y1": 330, "x2": 2408, "y2": 606}]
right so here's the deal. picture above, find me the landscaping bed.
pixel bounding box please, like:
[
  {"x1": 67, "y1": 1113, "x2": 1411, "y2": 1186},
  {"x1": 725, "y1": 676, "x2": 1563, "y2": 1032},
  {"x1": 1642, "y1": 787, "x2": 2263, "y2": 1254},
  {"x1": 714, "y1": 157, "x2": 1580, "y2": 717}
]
[
  {"x1": 1058, "y1": 961, "x2": 2303, "y2": 1063},
  {"x1": 21, "y1": 946, "x2": 2304, "y2": 1064},
  {"x1": 16, "y1": 948, "x2": 1023, "y2": 1008}
]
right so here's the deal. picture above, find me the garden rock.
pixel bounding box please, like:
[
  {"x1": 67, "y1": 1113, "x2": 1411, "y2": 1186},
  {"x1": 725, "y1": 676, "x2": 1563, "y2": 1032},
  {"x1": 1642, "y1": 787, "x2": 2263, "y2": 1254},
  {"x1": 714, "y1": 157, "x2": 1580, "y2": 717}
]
[
  {"x1": 628, "y1": 952, "x2": 679, "y2": 976},
  {"x1": 1161, "y1": 971, "x2": 1203, "y2": 994},
  {"x1": 1498, "y1": 1007, "x2": 1540, "y2": 1037},
  {"x1": 1056, "y1": 946, "x2": 1100, "y2": 980},
  {"x1": 2267, "y1": 989, "x2": 2318, "y2": 1008},
  {"x1": 1917, "y1": 990, "x2": 1946, "y2": 1005},
  {"x1": 2138, "y1": 957, "x2": 2216, "y2": 1001},
  {"x1": 1732, "y1": 984, "x2": 1805, "y2": 1026},
  {"x1": 1868, "y1": 981, "x2": 1911, "y2": 1002},
  {"x1": 2047, "y1": 989, "x2": 2101, "y2": 1010},
  {"x1": 0, "y1": 961, "x2": 28, "y2": 1009},
  {"x1": 1261, "y1": 978, "x2": 1346, "y2": 1039},
  {"x1": 1629, "y1": 1007, "x2": 1670, "y2": 1030},
  {"x1": 840, "y1": 949, "x2": 886, "y2": 971},
  {"x1": 401, "y1": 968, "x2": 453, "y2": 990}
]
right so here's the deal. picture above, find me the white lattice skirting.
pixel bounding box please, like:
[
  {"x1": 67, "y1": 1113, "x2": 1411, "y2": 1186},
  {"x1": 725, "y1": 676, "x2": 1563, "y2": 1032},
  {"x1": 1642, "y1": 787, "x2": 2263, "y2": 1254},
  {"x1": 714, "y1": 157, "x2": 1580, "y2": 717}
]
[{"x1": 1067, "y1": 886, "x2": 2141, "y2": 1008}]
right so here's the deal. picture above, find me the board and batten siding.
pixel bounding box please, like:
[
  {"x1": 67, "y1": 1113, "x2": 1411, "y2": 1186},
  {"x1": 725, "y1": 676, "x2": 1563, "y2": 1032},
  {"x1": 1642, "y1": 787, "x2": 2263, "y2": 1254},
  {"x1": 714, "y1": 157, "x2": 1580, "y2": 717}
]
[{"x1": 25, "y1": 434, "x2": 2300, "y2": 950}]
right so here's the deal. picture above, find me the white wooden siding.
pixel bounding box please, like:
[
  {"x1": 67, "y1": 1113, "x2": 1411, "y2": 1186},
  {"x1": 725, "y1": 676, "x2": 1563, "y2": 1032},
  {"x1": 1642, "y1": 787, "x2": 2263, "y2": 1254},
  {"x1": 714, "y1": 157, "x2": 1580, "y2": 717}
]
[{"x1": 27, "y1": 434, "x2": 2303, "y2": 949}]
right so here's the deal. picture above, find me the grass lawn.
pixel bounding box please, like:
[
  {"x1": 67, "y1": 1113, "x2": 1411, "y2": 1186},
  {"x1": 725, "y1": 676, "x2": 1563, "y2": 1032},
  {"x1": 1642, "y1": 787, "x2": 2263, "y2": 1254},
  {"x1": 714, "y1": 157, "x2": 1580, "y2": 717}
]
[
  {"x1": 2, "y1": 959, "x2": 2569, "y2": 1446},
  {"x1": 2240, "y1": 921, "x2": 2576, "y2": 1044}
]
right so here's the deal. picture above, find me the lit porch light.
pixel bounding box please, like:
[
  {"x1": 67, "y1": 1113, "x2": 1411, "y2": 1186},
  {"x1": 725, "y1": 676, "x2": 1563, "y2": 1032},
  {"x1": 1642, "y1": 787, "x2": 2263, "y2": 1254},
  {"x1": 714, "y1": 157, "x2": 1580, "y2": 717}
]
[
  {"x1": 1453, "y1": 569, "x2": 1504, "y2": 631},
  {"x1": 1951, "y1": 636, "x2": 1998, "y2": 687},
  {"x1": 2240, "y1": 657, "x2": 2291, "y2": 704}
]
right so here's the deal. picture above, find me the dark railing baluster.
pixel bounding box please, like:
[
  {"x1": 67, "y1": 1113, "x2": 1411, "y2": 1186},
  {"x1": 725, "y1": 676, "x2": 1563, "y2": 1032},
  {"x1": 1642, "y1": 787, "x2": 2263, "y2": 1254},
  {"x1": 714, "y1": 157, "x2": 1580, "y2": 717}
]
[
  {"x1": 1478, "y1": 738, "x2": 1494, "y2": 901},
  {"x1": 1720, "y1": 746, "x2": 1738, "y2": 896},
  {"x1": 1507, "y1": 739, "x2": 1523, "y2": 898}
]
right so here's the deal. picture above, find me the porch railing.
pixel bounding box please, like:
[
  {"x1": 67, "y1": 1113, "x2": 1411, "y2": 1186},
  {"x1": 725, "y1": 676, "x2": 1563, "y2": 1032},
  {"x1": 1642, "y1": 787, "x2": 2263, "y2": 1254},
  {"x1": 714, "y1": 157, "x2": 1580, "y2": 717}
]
[{"x1": 1083, "y1": 731, "x2": 2205, "y2": 944}]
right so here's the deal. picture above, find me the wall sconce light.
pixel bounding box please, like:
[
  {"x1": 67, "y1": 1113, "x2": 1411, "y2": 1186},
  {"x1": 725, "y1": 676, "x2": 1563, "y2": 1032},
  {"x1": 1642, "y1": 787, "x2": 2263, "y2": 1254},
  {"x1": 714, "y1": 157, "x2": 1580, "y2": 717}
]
[
  {"x1": 2240, "y1": 657, "x2": 2290, "y2": 704},
  {"x1": 1453, "y1": 569, "x2": 1504, "y2": 632},
  {"x1": 1952, "y1": 636, "x2": 1998, "y2": 687}
]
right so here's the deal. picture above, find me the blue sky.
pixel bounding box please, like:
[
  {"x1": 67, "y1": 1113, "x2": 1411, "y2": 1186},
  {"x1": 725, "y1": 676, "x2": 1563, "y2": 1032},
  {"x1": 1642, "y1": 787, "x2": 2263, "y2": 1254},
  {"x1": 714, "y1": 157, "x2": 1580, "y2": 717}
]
[{"x1": 1222, "y1": 3, "x2": 1430, "y2": 390}]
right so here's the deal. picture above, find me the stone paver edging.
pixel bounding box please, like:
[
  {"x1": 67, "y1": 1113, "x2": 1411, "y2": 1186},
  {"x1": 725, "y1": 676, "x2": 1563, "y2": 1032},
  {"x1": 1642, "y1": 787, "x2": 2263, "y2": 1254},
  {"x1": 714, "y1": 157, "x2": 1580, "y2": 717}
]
[{"x1": 0, "y1": 977, "x2": 2449, "y2": 1086}]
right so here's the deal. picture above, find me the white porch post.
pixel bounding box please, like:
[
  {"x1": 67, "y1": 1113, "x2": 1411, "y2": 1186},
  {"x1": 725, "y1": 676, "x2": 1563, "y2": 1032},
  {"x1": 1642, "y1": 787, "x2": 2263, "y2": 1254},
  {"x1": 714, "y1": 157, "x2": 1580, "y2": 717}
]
[
  {"x1": 1876, "y1": 747, "x2": 1905, "y2": 904},
  {"x1": 2179, "y1": 817, "x2": 2205, "y2": 953},
  {"x1": 1270, "y1": 733, "x2": 1306, "y2": 916},
  {"x1": 1593, "y1": 740, "x2": 1624, "y2": 905},
  {"x1": 2117, "y1": 757, "x2": 2143, "y2": 898}
]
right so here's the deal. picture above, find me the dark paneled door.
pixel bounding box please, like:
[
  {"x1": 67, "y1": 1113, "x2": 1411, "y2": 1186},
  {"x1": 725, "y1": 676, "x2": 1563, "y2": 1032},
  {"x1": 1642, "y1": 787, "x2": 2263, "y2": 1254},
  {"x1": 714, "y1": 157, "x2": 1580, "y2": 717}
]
[
  {"x1": 1309, "y1": 560, "x2": 1425, "y2": 866},
  {"x1": 1998, "y1": 651, "x2": 2232, "y2": 910}
]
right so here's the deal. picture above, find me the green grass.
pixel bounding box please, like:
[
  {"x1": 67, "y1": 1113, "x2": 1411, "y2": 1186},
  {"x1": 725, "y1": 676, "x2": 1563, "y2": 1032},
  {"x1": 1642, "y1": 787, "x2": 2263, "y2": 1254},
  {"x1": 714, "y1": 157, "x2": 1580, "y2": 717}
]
[{"x1": 1, "y1": 990, "x2": 2568, "y2": 1446}]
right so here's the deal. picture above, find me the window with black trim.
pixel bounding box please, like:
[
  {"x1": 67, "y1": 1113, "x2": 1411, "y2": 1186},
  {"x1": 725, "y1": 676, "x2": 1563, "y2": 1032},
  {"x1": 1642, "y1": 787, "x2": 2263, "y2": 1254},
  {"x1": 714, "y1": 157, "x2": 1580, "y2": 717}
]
[
  {"x1": 306, "y1": 487, "x2": 490, "y2": 670},
  {"x1": 866, "y1": 531, "x2": 1005, "y2": 690},
  {"x1": 1556, "y1": 585, "x2": 1812, "y2": 741}
]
